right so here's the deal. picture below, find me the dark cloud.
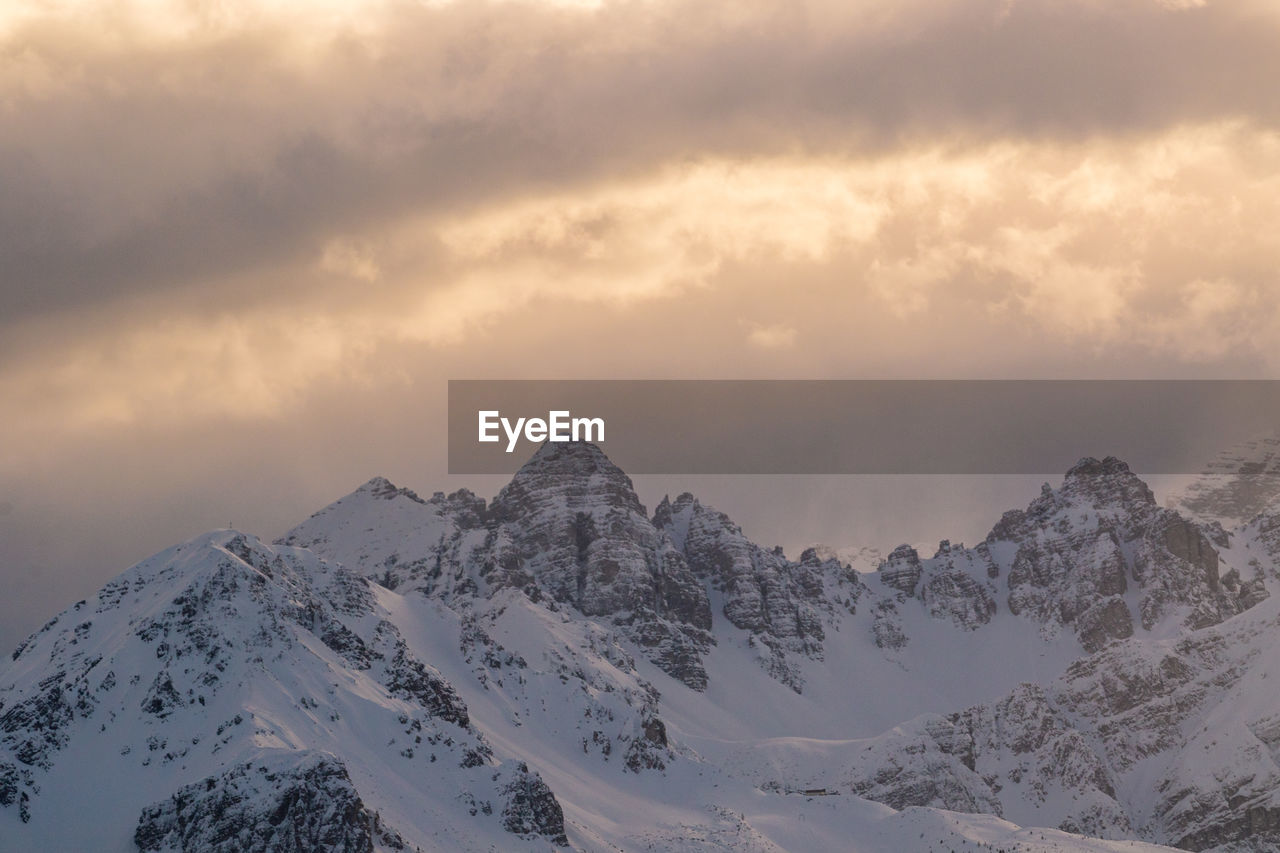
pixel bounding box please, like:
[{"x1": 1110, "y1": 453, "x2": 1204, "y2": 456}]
[{"x1": 4, "y1": 0, "x2": 1280, "y2": 323}]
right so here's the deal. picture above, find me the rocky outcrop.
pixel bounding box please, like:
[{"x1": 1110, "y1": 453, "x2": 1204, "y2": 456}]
[
  {"x1": 831, "y1": 456, "x2": 1280, "y2": 847},
  {"x1": 847, "y1": 596, "x2": 1280, "y2": 851},
  {"x1": 878, "y1": 545, "x2": 922, "y2": 596},
  {"x1": 284, "y1": 444, "x2": 717, "y2": 691},
  {"x1": 288, "y1": 447, "x2": 873, "y2": 695},
  {"x1": 0, "y1": 530, "x2": 517, "y2": 834},
  {"x1": 845, "y1": 731, "x2": 1002, "y2": 816},
  {"x1": 1246, "y1": 507, "x2": 1280, "y2": 584},
  {"x1": 489, "y1": 445, "x2": 707, "y2": 625},
  {"x1": 1074, "y1": 597, "x2": 1133, "y2": 654},
  {"x1": 0, "y1": 667, "x2": 77, "y2": 771},
  {"x1": 655, "y1": 492, "x2": 865, "y2": 692},
  {"x1": 133, "y1": 752, "x2": 401, "y2": 853},
  {"x1": 923, "y1": 542, "x2": 999, "y2": 629},
  {"x1": 376, "y1": 622, "x2": 473, "y2": 730},
  {"x1": 500, "y1": 762, "x2": 569, "y2": 846},
  {"x1": 870, "y1": 599, "x2": 908, "y2": 651},
  {"x1": 1053, "y1": 621, "x2": 1280, "y2": 851},
  {"x1": 1001, "y1": 457, "x2": 1262, "y2": 643},
  {"x1": 876, "y1": 541, "x2": 999, "y2": 631},
  {"x1": 1134, "y1": 514, "x2": 1233, "y2": 631},
  {"x1": 486, "y1": 443, "x2": 715, "y2": 690},
  {"x1": 876, "y1": 457, "x2": 1266, "y2": 652},
  {"x1": 656, "y1": 494, "x2": 823, "y2": 640},
  {"x1": 843, "y1": 683, "x2": 1128, "y2": 839},
  {"x1": 289, "y1": 446, "x2": 876, "y2": 695},
  {"x1": 0, "y1": 759, "x2": 30, "y2": 823}
]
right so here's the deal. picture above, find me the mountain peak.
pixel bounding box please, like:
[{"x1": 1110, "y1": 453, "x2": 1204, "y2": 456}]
[
  {"x1": 1064, "y1": 455, "x2": 1133, "y2": 480},
  {"x1": 356, "y1": 475, "x2": 426, "y2": 504},
  {"x1": 10, "y1": 442, "x2": 1280, "y2": 851},
  {"x1": 521, "y1": 440, "x2": 619, "y2": 473},
  {"x1": 494, "y1": 440, "x2": 643, "y2": 519},
  {"x1": 1056, "y1": 455, "x2": 1155, "y2": 510}
]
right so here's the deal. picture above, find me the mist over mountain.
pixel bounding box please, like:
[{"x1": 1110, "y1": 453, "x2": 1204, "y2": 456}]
[
  {"x1": 1171, "y1": 431, "x2": 1280, "y2": 531},
  {"x1": 5, "y1": 442, "x2": 1280, "y2": 851}
]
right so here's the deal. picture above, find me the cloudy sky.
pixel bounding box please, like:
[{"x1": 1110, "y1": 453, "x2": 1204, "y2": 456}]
[{"x1": 3, "y1": 0, "x2": 1280, "y2": 652}]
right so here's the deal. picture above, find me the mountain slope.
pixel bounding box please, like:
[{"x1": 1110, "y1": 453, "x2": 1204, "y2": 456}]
[
  {"x1": 4, "y1": 443, "x2": 1278, "y2": 851},
  {"x1": 0, "y1": 531, "x2": 561, "y2": 851}
]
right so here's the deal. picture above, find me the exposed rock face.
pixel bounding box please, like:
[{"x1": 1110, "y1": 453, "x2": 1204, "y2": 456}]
[
  {"x1": 870, "y1": 600, "x2": 908, "y2": 651},
  {"x1": 998, "y1": 458, "x2": 1148, "y2": 646},
  {"x1": 377, "y1": 621, "x2": 472, "y2": 729},
  {"x1": 878, "y1": 545, "x2": 923, "y2": 596},
  {"x1": 500, "y1": 762, "x2": 569, "y2": 846},
  {"x1": 876, "y1": 541, "x2": 999, "y2": 631},
  {"x1": 487, "y1": 444, "x2": 715, "y2": 690},
  {"x1": 0, "y1": 533, "x2": 394, "y2": 778},
  {"x1": 839, "y1": 588, "x2": 1280, "y2": 852},
  {"x1": 287, "y1": 443, "x2": 879, "y2": 694},
  {"x1": 818, "y1": 456, "x2": 1280, "y2": 848},
  {"x1": 843, "y1": 683, "x2": 1128, "y2": 840},
  {"x1": 134, "y1": 752, "x2": 399, "y2": 853},
  {"x1": 881, "y1": 456, "x2": 1266, "y2": 652},
  {"x1": 1134, "y1": 514, "x2": 1232, "y2": 631},
  {"x1": 1074, "y1": 597, "x2": 1134, "y2": 654},
  {"x1": 1059, "y1": 628, "x2": 1280, "y2": 851},
  {"x1": 0, "y1": 665, "x2": 77, "y2": 771},
  {"x1": 0, "y1": 759, "x2": 29, "y2": 823},
  {"x1": 290, "y1": 447, "x2": 877, "y2": 694},
  {"x1": 0, "y1": 530, "x2": 564, "y2": 845},
  {"x1": 1247, "y1": 507, "x2": 1280, "y2": 583},
  {"x1": 845, "y1": 731, "x2": 1003, "y2": 816},
  {"x1": 919, "y1": 541, "x2": 999, "y2": 630},
  {"x1": 654, "y1": 492, "x2": 837, "y2": 692},
  {"x1": 0, "y1": 761, "x2": 16, "y2": 807},
  {"x1": 284, "y1": 444, "x2": 717, "y2": 691}
]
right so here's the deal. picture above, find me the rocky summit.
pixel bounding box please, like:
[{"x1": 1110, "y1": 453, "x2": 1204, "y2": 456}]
[{"x1": 4, "y1": 443, "x2": 1280, "y2": 851}]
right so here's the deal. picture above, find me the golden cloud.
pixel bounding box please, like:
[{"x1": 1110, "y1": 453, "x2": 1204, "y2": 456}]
[{"x1": 4, "y1": 120, "x2": 1280, "y2": 465}]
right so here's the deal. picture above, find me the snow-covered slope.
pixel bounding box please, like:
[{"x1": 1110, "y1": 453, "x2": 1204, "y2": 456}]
[
  {"x1": 4, "y1": 442, "x2": 1278, "y2": 851},
  {"x1": 0, "y1": 530, "x2": 566, "y2": 851}
]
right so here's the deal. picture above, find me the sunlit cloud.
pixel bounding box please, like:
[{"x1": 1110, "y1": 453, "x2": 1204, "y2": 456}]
[
  {"x1": 746, "y1": 323, "x2": 799, "y2": 350},
  {"x1": 5, "y1": 120, "x2": 1280, "y2": 460},
  {"x1": 7, "y1": 0, "x2": 1280, "y2": 325},
  {"x1": 7, "y1": 0, "x2": 1280, "y2": 652}
]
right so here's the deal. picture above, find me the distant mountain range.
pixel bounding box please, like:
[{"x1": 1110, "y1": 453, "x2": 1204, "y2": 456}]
[
  {"x1": 5, "y1": 441, "x2": 1280, "y2": 851},
  {"x1": 1171, "y1": 431, "x2": 1280, "y2": 530}
]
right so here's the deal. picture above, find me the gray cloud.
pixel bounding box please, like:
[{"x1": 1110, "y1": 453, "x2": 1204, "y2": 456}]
[
  {"x1": 4, "y1": 0, "x2": 1280, "y2": 655},
  {"x1": 4, "y1": 0, "x2": 1280, "y2": 324}
]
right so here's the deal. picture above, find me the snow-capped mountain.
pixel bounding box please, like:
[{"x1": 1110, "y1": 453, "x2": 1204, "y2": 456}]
[
  {"x1": 0, "y1": 530, "x2": 563, "y2": 851},
  {"x1": 804, "y1": 544, "x2": 885, "y2": 575},
  {"x1": 3, "y1": 441, "x2": 1279, "y2": 851}
]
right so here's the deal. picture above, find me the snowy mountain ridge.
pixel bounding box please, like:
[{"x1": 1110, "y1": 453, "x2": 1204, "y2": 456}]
[{"x1": 4, "y1": 442, "x2": 1280, "y2": 851}]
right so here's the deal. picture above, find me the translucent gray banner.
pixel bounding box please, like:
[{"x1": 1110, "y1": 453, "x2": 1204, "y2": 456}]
[{"x1": 447, "y1": 380, "x2": 1280, "y2": 475}]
